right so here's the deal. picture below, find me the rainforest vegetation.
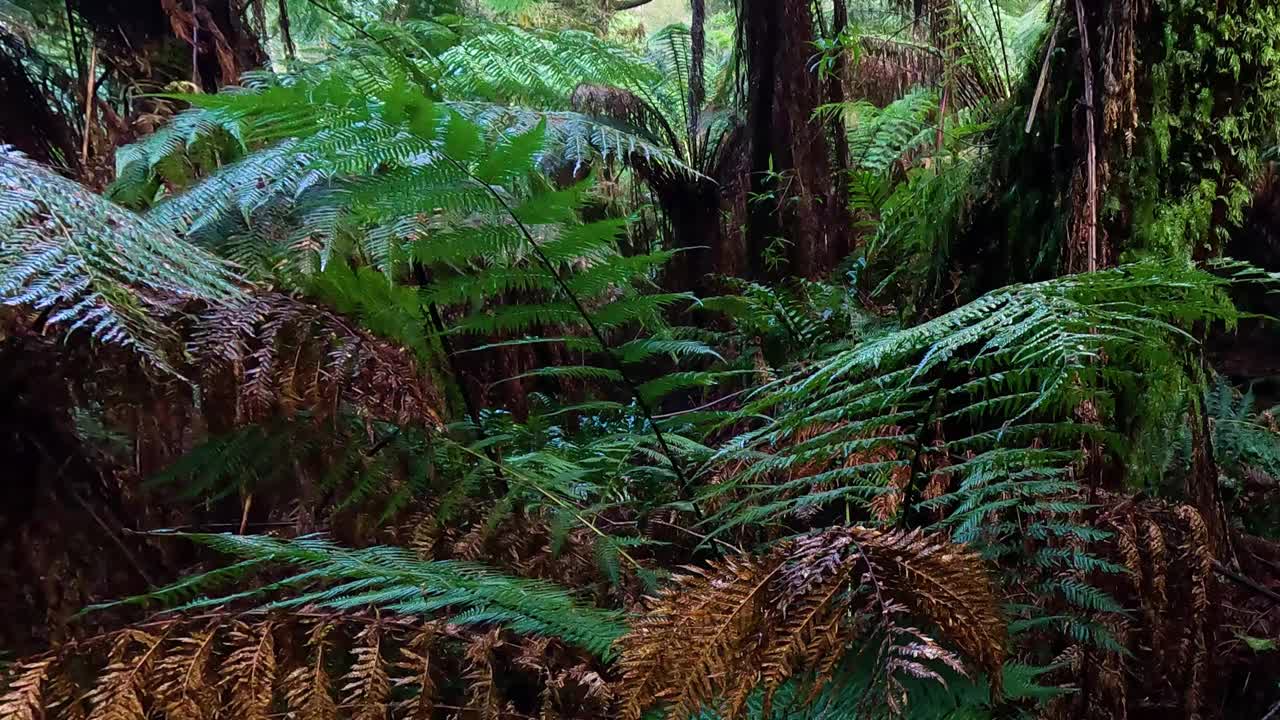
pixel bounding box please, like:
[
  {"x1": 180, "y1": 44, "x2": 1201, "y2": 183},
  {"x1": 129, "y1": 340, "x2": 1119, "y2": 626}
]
[{"x1": 2, "y1": 0, "x2": 1280, "y2": 717}]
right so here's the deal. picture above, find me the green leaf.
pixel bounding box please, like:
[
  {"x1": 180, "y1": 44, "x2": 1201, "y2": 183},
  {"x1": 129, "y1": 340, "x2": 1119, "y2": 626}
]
[
  {"x1": 476, "y1": 118, "x2": 546, "y2": 185},
  {"x1": 444, "y1": 111, "x2": 484, "y2": 164},
  {"x1": 1240, "y1": 634, "x2": 1278, "y2": 652}
]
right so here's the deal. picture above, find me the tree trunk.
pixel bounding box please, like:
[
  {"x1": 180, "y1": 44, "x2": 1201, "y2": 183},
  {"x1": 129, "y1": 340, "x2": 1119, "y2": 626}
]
[
  {"x1": 0, "y1": 31, "x2": 80, "y2": 173},
  {"x1": 739, "y1": 0, "x2": 851, "y2": 280},
  {"x1": 72, "y1": 0, "x2": 266, "y2": 93}
]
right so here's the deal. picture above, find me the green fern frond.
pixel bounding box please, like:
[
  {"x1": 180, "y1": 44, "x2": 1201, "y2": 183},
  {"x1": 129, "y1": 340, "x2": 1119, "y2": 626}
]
[
  {"x1": 0, "y1": 147, "x2": 245, "y2": 371},
  {"x1": 705, "y1": 259, "x2": 1240, "y2": 552},
  {"x1": 93, "y1": 532, "x2": 628, "y2": 659}
]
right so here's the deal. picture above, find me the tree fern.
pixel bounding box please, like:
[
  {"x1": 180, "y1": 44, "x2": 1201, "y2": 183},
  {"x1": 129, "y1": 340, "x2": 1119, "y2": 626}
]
[
  {"x1": 617, "y1": 526, "x2": 1006, "y2": 720},
  {"x1": 701, "y1": 259, "x2": 1244, "y2": 547}
]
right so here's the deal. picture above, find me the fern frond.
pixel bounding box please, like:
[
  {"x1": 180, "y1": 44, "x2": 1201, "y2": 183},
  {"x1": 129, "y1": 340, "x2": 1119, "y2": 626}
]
[
  {"x1": 617, "y1": 526, "x2": 1005, "y2": 720},
  {"x1": 191, "y1": 293, "x2": 444, "y2": 427},
  {"x1": 85, "y1": 630, "x2": 166, "y2": 720},
  {"x1": 220, "y1": 622, "x2": 277, "y2": 720},
  {"x1": 96, "y1": 533, "x2": 627, "y2": 659},
  {"x1": 0, "y1": 657, "x2": 54, "y2": 720},
  {"x1": 153, "y1": 630, "x2": 220, "y2": 720},
  {"x1": 0, "y1": 147, "x2": 245, "y2": 371},
  {"x1": 342, "y1": 624, "x2": 390, "y2": 720}
]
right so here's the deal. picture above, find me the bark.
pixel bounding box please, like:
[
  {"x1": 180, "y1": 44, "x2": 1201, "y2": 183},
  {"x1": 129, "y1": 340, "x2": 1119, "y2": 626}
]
[
  {"x1": 71, "y1": 0, "x2": 266, "y2": 93},
  {"x1": 688, "y1": 0, "x2": 705, "y2": 157},
  {"x1": 739, "y1": 0, "x2": 851, "y2": 279}
]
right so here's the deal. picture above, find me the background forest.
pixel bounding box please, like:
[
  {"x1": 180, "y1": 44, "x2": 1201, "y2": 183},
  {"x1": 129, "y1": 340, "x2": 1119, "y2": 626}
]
[{"x1": 1, "y1": 0, "x2": 1280, "y2": 718}]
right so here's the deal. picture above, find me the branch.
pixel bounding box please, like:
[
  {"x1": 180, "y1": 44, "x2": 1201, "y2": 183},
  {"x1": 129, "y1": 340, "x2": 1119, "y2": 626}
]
[
  {"x1": 1213, "y1": 559, "x2": 1280, "y2": 606},
  {"x1": 612, "y1": 0, "x2": 656, "y2": 9}
]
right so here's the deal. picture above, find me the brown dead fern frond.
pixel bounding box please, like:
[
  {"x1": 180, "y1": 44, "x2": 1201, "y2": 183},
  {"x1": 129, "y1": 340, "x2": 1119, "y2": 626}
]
[
  {"x1": 1178, "y1": 506, "x2": 1212, "y2": 720},
  {"x1": 464, "y1": 629, "x2": 504, "y2": 720},
  {"x1": 284, "y1": 623, "x2": 337, "y2": 720},
  {"x1": 43, "y1": 669, "x2": 83, "y2": 720},
  {"x1": 1140, "y1": 516, "x2": 1169, "y2": 661},
  {"x1": 86, "y1": 629, "x2": 168, "y2": 720},
  {"x1": 5, "y1": 615, "x2": 609, "y2": 720},
  {"x1": 191, "y1": 293, "x2": 444, "y2": 429},
  {"x1": 0, "y1": 657, "x2": 55, "y2": 720},
  {"x1": 617, "y1": 526, "x2": 1005, "y2": 720},
  {"x1": 393, "y1": 623, "x2": 440, "y2": 720},
  {"x1": 153, "y1": 628, "x2": 220, "y2": 720},
  {"x1": 342, "y1": 623, "x2": 390, "y2": 720},
  {"x1": 220, "y1": 621, "x2": 277, "y2": 720}
]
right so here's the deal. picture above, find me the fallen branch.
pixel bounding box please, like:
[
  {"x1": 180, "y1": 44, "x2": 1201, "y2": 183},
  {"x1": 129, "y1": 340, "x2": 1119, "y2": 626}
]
[{"x1": 1213, "y1": 559, "x2": 1280, "y2": 606}]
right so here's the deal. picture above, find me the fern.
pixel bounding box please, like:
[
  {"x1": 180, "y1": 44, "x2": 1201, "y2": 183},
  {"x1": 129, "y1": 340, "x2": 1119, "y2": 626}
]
[
  {"x1": 3, "y1": 614, "x2": 615, "y2": 720},
  {"x1": 617, "y1": 526, "x2": 1006, "y2": 720},
  {"x1": 91, "y1": 533, "x2": 627, "y2": 658},
  {"x1": 0, "y1": 147, "x2": 245, "y2": 372},
  {"x1": 702, "y1": 259, "x2": 1243, "y2": 562}
]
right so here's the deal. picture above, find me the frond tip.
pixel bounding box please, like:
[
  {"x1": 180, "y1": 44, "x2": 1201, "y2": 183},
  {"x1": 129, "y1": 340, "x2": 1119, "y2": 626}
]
[{"x1": 616, "y1": 527, "x2": 1006, "y2": 720}]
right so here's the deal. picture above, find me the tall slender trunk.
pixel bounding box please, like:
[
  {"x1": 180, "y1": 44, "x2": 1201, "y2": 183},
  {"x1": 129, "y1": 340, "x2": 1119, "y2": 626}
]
[{"x1": 688, "y1": 0, "x2": 705, "y2": 162}]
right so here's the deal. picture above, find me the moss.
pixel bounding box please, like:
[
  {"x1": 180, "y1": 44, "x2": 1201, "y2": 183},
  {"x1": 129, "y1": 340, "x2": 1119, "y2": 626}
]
[{"x1": 1115, "y1": 0, "x2": 1280, "y2": 259}]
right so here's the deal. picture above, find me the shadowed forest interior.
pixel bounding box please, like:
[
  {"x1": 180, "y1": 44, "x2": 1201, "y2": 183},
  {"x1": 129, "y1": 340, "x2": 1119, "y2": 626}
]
[{"x1": 2, "y1": 0, "x2": 1280, "y2": 718}]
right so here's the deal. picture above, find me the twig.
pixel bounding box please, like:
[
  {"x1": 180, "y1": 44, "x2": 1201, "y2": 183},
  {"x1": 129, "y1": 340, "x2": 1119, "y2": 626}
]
[
  {"x1": 986, "y1": 0, "x2": 1011, "y2": 94},
  {"x1": 648, "y1": 519, "x2": 743, "y2": 555},
  {"x1": 191, "y1": 0, "x2": 200, "y2": 86},
  {"x1": 652, "y1": 385, "x2": 753, "y2": 419},
  {"x1": 80, "y1": 46, "x2": 97, "y2": 166},
  {"x1": 363, "y1": 427, "x2": 403, "y2": 458},
  {"x1": 239, "y1": 492, "x2": 254, "y2": 535},
  {"x1": 1025, "y1": 15, "x2": 1061, "y2": 134},
  {"x1": 68, "y1": 487, "x2": 156, "y2": 586},
  {"x1": 134, "y1": 521, "x2": 297, "y2": 532},
  {"x1": 1073, "y1": 0, "x2": 1098, "y2": 271},
  {"x1": 63, "y1": 0, "x2": 86, "y2": 85},
  {"x1": 1213, "y1": 559, "x2": 1280, "y2": 606}
]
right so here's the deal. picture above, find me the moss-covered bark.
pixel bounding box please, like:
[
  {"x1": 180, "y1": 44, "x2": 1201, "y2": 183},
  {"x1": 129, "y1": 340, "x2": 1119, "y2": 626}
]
[{"x1": 964, "y1": 0, "x2": 1280, "y2": 290}]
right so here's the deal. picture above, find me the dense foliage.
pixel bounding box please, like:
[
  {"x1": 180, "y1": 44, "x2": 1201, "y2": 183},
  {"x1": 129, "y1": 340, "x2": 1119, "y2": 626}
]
[{"x1": 2, "y1": 0, "x2": 1280, "y2": 719}]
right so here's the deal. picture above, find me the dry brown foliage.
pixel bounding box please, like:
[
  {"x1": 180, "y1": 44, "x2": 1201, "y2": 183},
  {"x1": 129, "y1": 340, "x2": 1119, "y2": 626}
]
[
  {"x1": 192, "y1": 294, "x2": 444, "y2": 430},
  {"x1": 616, "y1": 526, "x2": 1006, "y2": 720},
  {"x1": 1029, "y1": 495, "x2": 1280, "y2": 720},
  {"x1": 0, "y1": 614, "x2": 613, "y2": 720}
]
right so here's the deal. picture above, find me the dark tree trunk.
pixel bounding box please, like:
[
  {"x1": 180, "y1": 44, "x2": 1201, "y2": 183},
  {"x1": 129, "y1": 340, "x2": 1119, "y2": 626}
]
[
  {"x1": 824, "y1": 0, "x2": 851, "y2": 260},
  {"x1": 72, "y1": 0, "x2": 266, "y2": 93},
  {"x1": 739, "y1": 0, "x2": 851, "y2": 280},
  {"x1": 688, "y1": 0, "x2": 705, "y2": 152},
  {"x1": 0, "y1": 31, "x2": 80, "y2": 173}
]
